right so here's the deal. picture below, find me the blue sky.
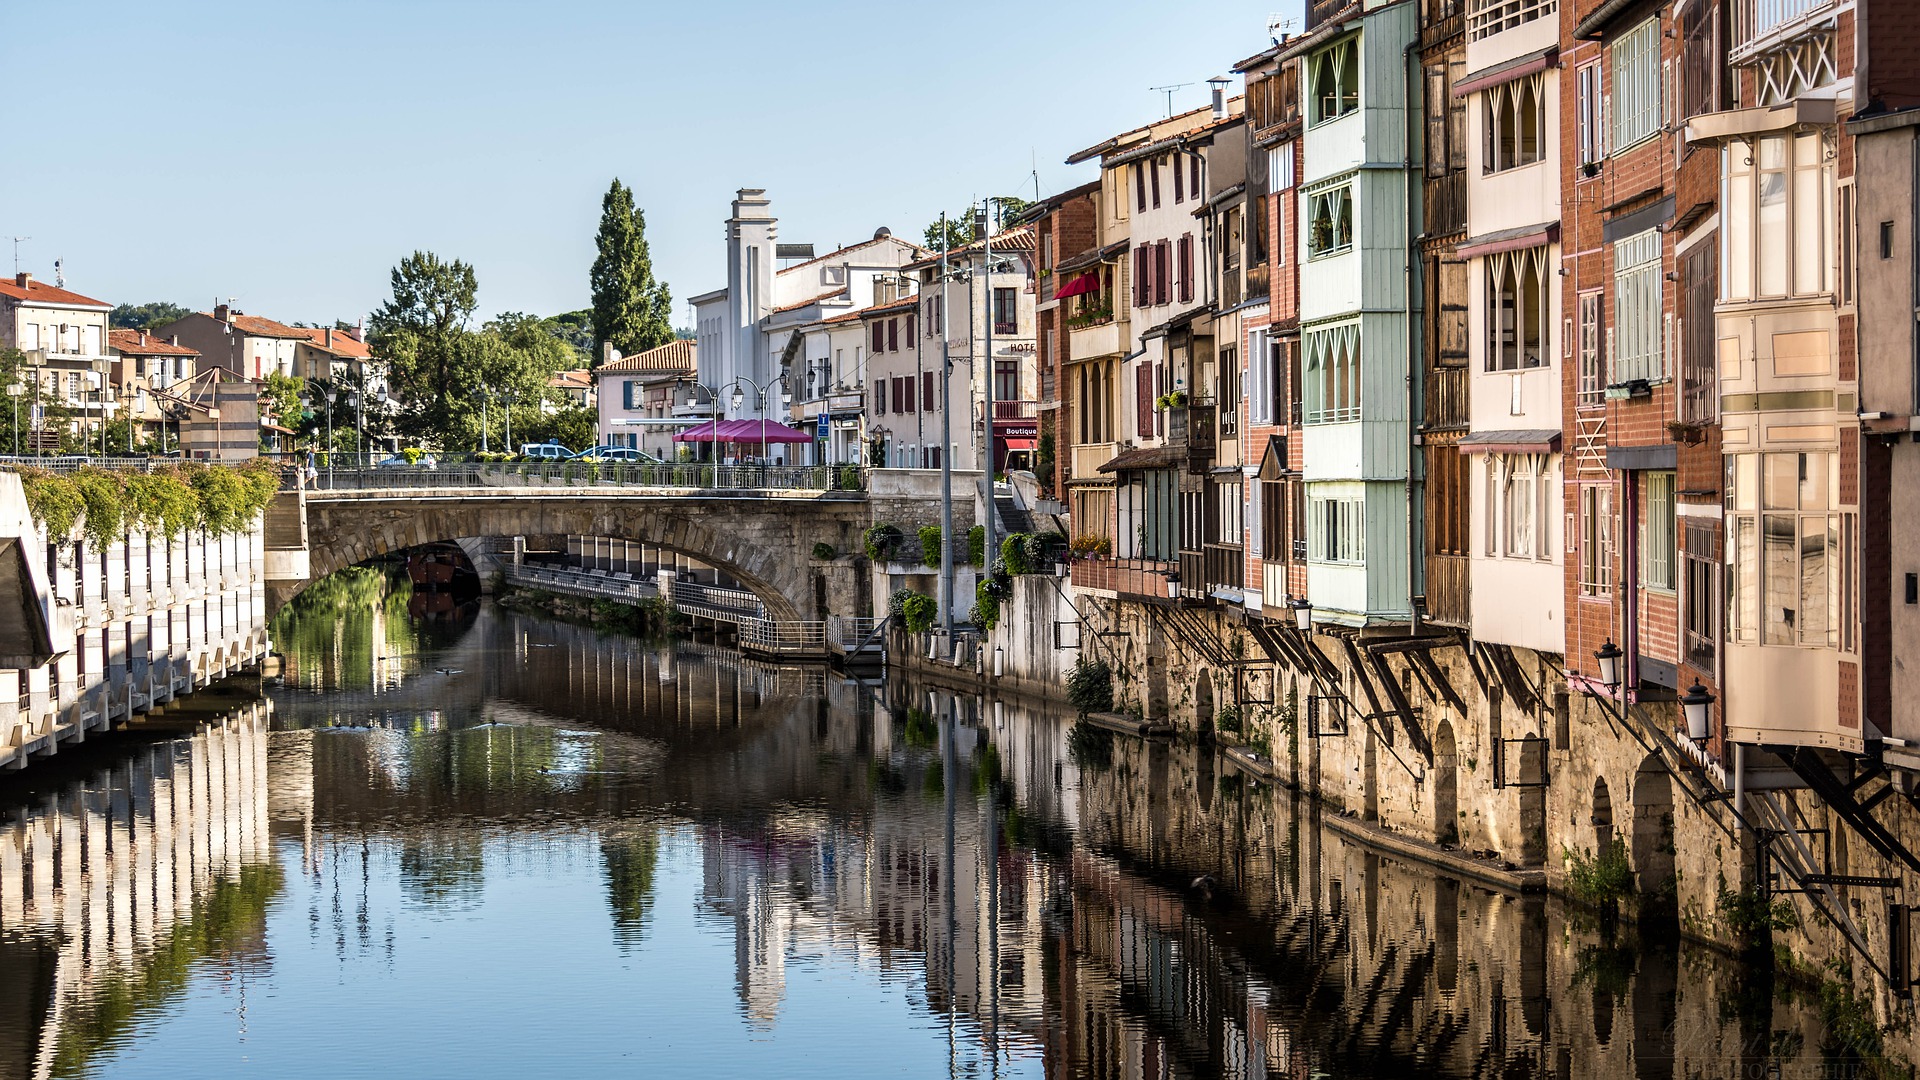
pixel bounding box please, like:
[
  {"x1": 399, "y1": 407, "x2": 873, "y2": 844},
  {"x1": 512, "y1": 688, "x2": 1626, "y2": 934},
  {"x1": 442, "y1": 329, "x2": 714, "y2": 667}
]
[{"x1": 2, "y1": 0, "x2": 1299, "y2": 327}]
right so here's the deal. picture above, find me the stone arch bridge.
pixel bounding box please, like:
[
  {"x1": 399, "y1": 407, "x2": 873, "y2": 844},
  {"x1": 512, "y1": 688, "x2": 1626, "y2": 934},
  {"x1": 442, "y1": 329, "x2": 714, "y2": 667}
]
[{"x1": 278, "y1": 485, "x2": 873, "y2": 621}]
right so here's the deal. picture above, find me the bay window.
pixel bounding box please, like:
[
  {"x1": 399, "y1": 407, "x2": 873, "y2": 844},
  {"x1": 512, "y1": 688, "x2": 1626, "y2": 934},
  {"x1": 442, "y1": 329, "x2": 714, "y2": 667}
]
[
  {"x1": 1487, "y1": 245, "x2": 1549, "y2": 371},
  {"x1": 1304, "y1": 321, "x2": 1360, "y2": 424},
  {"x1": 1722, "y1": 131, "x2": 1835, "y2": 302},
  {"x1": 1484, "y1": 74, "x2": 1546, "y2": 173},
  {"x1": 1310, "y1": 38, "x2": 1360, "y2": 126},
  {"x1": 1728, "y1": 451, "x2": 1845, "y2": 648},
  {"x1": 1307, "y1": 184, "x2": 1354, "y2": 258}
]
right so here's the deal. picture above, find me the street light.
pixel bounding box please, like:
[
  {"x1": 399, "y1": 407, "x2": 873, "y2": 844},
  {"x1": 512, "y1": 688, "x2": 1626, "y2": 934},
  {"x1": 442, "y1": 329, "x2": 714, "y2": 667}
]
[
  {"x1": 1681, "y1": 682, "x2": 1715, "y2": 744},
  {"x1": 90, "y1": 357, "x2": 109, "y2": 459},
  {"x1": 1594, "y1": 639, "x2": 1623, "y2": 689},
  {"x1": 5, "y1": 381, "x2": 23, "y2": 456},
  {"x1": 1288, "y1": 595, "x2": 1313, "y2": 633}
]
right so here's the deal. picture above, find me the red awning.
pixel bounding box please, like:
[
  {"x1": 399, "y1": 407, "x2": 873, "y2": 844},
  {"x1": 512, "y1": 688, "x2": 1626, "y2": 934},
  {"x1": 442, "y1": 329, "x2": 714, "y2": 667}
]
[
  {"x1": 1001, "y1": 436, "x2": 1037, "y2": 451},
  {"x1": 1053, "y1": 272, "x2": 1101, "y2": 300}
]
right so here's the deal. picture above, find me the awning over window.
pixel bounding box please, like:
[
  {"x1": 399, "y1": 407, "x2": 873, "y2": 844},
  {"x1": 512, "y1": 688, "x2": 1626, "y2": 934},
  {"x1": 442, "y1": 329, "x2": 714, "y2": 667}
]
[
  {"x1": 1053, "y1": 273, "x2": 1101, "y2": 300},
  {"x1": 1456, "y1": 429, "x2": 1563, "y2": 455},
  {"x1": 1257, "y1": 434, "x2": 1291, "y2": 480},
  {"x1": 1096, "y1": 445, "x2": 1187, "y2": 473},
  {"x1": 1001, "y1": 436, "x2": 1037, "y2": 451}
]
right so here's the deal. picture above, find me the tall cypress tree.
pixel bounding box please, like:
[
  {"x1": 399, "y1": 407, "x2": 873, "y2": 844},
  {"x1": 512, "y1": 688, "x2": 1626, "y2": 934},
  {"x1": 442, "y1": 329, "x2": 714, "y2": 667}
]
[{"x1": 590, "y1": 179, "x2": 673, "y2": 366}]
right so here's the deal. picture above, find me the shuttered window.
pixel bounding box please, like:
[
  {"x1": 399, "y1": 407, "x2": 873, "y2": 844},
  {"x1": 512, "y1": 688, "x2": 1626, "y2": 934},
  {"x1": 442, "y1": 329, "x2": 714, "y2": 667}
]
[
  {"x1": 1178, "y1": 235, "x2": 1194, "y2": 303},
  {"x1": 922, "y1": 371, "x2": 934, "y2": 412},
  {"x1": 1136, "y1": 362, "x2": 1155, "y2": 440}
]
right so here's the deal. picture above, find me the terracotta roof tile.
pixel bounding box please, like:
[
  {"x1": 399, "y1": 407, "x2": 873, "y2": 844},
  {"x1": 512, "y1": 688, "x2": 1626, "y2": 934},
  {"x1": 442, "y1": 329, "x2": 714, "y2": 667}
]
[
  {"x1": 108, "y1": 329, "x2": 200, "y2": 357},
  {"x1": 292, "y1": 326, "x2": 373, "y2": 358},
  {"x1": 597, "y1": 339, "x2": 696, "y2": 374},
  {"x1": 905, "y1": 223, "x2": 1037, "y2": 270},
  {"x1": 821, "y1": 293, "x2": 920, "y2": 324},
  {"x1": 0, "y1": 279, "x2": 111, "y2": 309},
  {"x1": 771, "y1": 288, "x2": 845, "y2": 315},
  {"x1": 211, "y1": 312, "x2": 310, "y2": 339},
  {"x1": 550, "y1": 369, "x2": 593, "y2": 390}
]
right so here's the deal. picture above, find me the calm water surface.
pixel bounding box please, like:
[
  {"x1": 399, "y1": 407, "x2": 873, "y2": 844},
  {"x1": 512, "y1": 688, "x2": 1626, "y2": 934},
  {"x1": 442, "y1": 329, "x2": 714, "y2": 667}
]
[{"x1": 0, "y1": 579, "x2": 1860, "y2": 1078}]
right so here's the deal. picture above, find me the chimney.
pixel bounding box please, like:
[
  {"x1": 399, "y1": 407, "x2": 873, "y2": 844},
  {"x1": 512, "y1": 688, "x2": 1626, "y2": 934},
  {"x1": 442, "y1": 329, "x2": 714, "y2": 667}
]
[
  {"x1": 14, "y1": 272, "x2": 28, "y2": 289},
  {"x1": 1209, "y1": 76, "x2": 1231, "y2": 120},
  {"x1": 325, "y1": 328, "x2": 334, "y2": 347},
  {"x1": 139, "y1": 331, "x2": 148, "y2": 347},
  {"x1": 351, "y1": 318, "x2": 364, "y2": 343},
  {"x1": 214, "y1": 303, "x2": 231, "y2": 323}
]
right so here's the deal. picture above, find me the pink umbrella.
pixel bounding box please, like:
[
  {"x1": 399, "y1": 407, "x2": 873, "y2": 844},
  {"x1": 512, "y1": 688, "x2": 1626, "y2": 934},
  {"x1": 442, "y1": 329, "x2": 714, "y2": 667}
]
[
  {"x1": 723, "y1": 418, "x2": 813, "y2": 444},
  {"x1": 673, "y1": 420, "x2": 724, "y2": 443}
]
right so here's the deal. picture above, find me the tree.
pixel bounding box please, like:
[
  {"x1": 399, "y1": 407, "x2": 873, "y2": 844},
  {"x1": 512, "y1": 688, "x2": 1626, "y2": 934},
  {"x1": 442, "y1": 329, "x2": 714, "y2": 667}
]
[
  {"x1": 0, "y1": 347, "x2": 73, "y2": 455},
  {"x1": 110, "y1": 301, "x2": 192, "y2": 330},
  {"x1": 920, "y1": 196, "x2": 1035, "y2": 252},
  {"x1": 260, "y1": 372, "x2": 305, "y2": 432},
  {"x1": 589, "y1": 179, "x2": 673, "y2": 366},
  {"x1": 368, "y1": 251, "x2": 478, "y2": 445}
]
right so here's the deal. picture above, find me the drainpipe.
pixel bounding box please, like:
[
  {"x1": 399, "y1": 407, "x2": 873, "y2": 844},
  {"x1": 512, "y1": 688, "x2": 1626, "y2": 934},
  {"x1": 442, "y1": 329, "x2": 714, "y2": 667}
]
[{"x1": 1405, "y1": 37, "x2": 1423, "y2": 636}]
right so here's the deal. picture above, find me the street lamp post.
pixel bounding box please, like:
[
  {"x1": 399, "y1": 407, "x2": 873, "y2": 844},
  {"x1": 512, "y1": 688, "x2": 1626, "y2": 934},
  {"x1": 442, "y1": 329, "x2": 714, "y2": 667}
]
[
  {"x1": 5, "y1": 381, "x2": 22, "y2": 455},
  {"x1": 503, "y1": 389, "x2": 519, "y2": 454},
  {"x1": 91, "y1": 358, "x2": 109, "y2": 460}
]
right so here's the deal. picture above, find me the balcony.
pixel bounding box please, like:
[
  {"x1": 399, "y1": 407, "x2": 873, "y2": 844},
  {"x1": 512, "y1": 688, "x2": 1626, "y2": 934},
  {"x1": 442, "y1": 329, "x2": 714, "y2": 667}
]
[
  {"x1": 1071, "y1": 441, "x2": 1116, "y2": 480},
  {"x1": 1070, "y1": 556, "x2": 1176, "y2": 599},
  {"x1": 1423, "y1": 366, "x2": 1469, "y2": 432},
  {"x1": 1731, "y1": 0, "x2": 1834, "y2": 57},
  {"x1": 1467, "y1": 0, "x2": 1556, "y2": 42},
  {"x1": 1423, "y1": 553, "x2": 1471, "y2": 627},
  {"x1": 1307, "y1": 0, "x2": 1356, "y2": 29},
  {"x1": 993, "y1": 400, "x2": 1037, "y2": 421},
  {"x1": 1205, "y1": 543, "x2": 1245, "y2": 593},
  {"x1": 1069, "y1": 319, "x2": 1122, "y2": 360},
  {"x1": 1167, "y1": 404, "x2": 1215, "y2": 471}
]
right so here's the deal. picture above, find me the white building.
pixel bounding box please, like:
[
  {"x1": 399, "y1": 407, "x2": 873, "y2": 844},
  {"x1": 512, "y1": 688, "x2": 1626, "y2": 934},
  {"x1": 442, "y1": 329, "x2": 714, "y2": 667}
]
[
  {"x1": 0, "y1": 272, "x2": 115, "y2": 436},
  {"x1": 594, "y1": 340, "x2": 696, "y2": 459}
]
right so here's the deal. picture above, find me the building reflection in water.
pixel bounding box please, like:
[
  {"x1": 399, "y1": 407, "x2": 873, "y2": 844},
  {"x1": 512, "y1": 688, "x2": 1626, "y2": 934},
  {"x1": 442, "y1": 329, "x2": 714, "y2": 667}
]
[
  {"x1": 0, "y1": 598, "x2": 1848, "y2": 1078},
  {"x1": 0, "y1": 704, "x2": 277, "y2": 1080}
]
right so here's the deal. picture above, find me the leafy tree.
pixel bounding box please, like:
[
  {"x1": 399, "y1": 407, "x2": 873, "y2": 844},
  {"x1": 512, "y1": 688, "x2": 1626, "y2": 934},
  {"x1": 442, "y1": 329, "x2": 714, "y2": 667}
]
[
  {"x1": 542, "y1": 309, "x2": 594, "y2": 358},
  {"x1": 921, "y1": 196, "x2": 1034, "y2": 251},
  {"x1": 369, "y1": 251, "x2": 478, "y2": 445},
  {"x1": 0, "y1": 347, "x2": 73, "y2": 454},
  {"x1": 260, "y1": 371, "x2": 305, "y2": 432},
  {"x1": 589, "y1": 179, "x2": 673, "y2": 365},
  {"x1": 110, "y1": 301, "x2": 192, "y2": 330}
]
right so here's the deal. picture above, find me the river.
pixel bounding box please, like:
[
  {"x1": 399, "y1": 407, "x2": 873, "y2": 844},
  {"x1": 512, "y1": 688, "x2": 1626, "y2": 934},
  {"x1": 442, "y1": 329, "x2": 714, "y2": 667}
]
[{"x1": 0, "y1": 574, "x2": 1868, "y2": 1078}]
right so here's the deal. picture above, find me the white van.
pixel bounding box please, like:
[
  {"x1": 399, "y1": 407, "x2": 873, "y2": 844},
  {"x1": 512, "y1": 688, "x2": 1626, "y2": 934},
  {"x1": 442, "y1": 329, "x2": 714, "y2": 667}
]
[{"x1": 520, "y1": 442, "x2": 572, "y2": 460}]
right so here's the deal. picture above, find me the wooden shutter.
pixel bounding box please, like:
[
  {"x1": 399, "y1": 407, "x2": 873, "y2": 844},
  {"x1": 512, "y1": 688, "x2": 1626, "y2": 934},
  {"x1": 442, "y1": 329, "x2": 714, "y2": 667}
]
[
  {"x1": 922, "y1": 371, "x2": 934, "y2": 411},
  {"x1": 1157, "y1": 241, "x2": 1171, "y2": 305},
  {"x1": 1174, "y1": 155, "x2": 1185, "y2": 202},
  {"x1": 907, "y1": 312, "x2": 916, "y2": 345},
  {"x1": 1135, "y1": 163, "x2": 1147, "y2": 212},
  {"x1": 1151, "y1": 158, "x2": 1162, "y2": 208},
  {"x1": 875, "y1": 379, "x2": 886, "y2": 415},
  {"x1": 1179, "y1": 235, "x2": 1194, "y2": 303},
  {"x1": 1136, "y1": 362, "x2": 1154, "y2": 438},
  {"x1": 888, "y1": 319, "x2": 898, "y2": 352},
  {"x1": 1133, "y1": 247, "x2": 1147, "y2": 307},
  {"x1": 871, "y1": 322, "x2": 884, "y2": 353}
]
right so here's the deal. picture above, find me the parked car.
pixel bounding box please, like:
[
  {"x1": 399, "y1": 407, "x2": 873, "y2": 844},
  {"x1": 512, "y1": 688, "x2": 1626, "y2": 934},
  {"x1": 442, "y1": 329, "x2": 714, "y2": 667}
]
[
  {"x1": 570, "y1": 445, "x2": 663, "y2": 463},
  {"x1": 376, "y1": 453, "x2": 437, "y2": 469},
  {"x1": 520, "y1": 442, "x2": 573, "y2": 460}
]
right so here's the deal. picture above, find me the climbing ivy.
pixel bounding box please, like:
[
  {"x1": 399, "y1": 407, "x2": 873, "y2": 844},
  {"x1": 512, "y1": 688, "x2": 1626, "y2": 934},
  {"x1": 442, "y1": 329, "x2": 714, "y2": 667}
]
[{"x1": 16, "y1": 460, "x2": 282, "y2": 549}]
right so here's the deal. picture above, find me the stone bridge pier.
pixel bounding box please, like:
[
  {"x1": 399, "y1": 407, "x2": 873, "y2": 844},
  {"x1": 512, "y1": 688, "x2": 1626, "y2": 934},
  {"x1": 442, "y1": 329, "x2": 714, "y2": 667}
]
[{"x1": 287, "y1": 492, "x2": 873, "y2": 621}]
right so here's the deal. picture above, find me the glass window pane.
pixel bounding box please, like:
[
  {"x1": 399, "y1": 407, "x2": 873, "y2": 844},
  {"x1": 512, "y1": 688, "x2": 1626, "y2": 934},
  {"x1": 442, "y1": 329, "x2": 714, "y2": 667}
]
[
  {"x1": 1798, "y1": 451, "x2": 1828, "y2": 511},
  {"x1": 1800, "y1": 515, "x2": 1827, "y2": 645},
  {"x1": 1827, "y1": 514, "x2": 1841, "y2": 648},
  {"x1": 1764, "y1": 513, "x2": 1795, "y2": 644},
  {"x1": 1764, "y1": 453, "x2": 1797, "y2": 510},
  {"x1": 1735, "y1": 454, "x2": 1757, "y2": 512},
  {"x1": 1735, "y1": 516, "x2": 1758, "y2": 642},
  {"x1": 1758, "y1": 137, "x2": 1788, "y2": 296}
]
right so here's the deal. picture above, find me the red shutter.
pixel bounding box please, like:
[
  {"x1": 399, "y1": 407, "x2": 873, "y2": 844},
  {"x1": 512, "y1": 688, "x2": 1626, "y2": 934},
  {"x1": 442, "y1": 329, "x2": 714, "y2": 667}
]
[
  {"x1": 922, "y1": 371, "x2": 934, "y2": 411},
  {"x1": 1191, "y1": 155, "x2": 1201, "y2": 196},
  {"x1": 1133, "y1": 247, "x2": 1146, "y2": 307},
  {"x1": 1136, "y1": 362, "x2": 1154, "y2": 438},
  {"x1": 871, "y1": 322, "x2": 883, "y2": 353},
  {"x1": 888, "y1": 319, "x2": 898, "y2": 352},
  {"x1": 1157, "y1": 241, "x2": 1171, "y2": 305}
]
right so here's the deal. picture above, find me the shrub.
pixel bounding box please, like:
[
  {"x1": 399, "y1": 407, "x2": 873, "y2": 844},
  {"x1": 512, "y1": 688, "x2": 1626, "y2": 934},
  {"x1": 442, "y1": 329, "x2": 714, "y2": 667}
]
[
  {"x1": 1000, "y1": 533, "x2": 1032, "y2": 575},
  {"x1": 811, "y1": 542, "x2": 836, "y2": 561},
  {"x1": 901, "y1": 592, "x2": 939, "y2": 633},
  {"x1": 863, "y1": 523, "x2": 903, "y2": 563},
  {"x1": 967, "y1": 525, "x2": 985, "y2": 566},
  {"x1": 1069, "y1": 534, "x2": 1111, "y2": 560},
  {"x1": 19, "y1": 461, "x2": 281, "y2": 548},
  {"x1": 1066, "y1": 657, "x2": 1113, "y2": 714},
  {"x1": 919, "y1": 526, "x2": 944, "y2": 567},
  {"x1": 1215, "y1": 705, "x2": 1242, "y2": 734},
  {"x1": 1718, "y1": 884, "x2": 1798, "y2": 945},
  {"x1": 887, "y1": 588, "x2": 917, "y2": 620},
  {"x1": 837, "y1": 465, "x2": 863, "y2": 491},
  {"x1": 401, "y1": 446, "x2": 424, "y2": 464},
  {"x1": 971, "y1": 579, "x2": 1001, "y2": 632},
  {"x1": 1565, "y1": 838, "x2": 1635, "y2": 910}
]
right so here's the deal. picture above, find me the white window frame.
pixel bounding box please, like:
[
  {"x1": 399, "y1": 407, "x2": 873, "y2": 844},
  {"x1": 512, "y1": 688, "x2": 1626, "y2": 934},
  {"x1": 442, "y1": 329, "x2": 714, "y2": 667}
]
[
  {"x1": 1303, "y1": 321, "x2": 1360, "y2": 425},
  {"x1": 1308, "y1": 491, "x2": 1366, "y2": 564},
  {"x1": 1309, "y1": 38, "x2": 1360, "y2": 127},
  {"x1": 1306, "y1": 183, "x2": 1354, "y2": 259},
  {"x1": 1610, "y1": 18, "x2": 1662, "y2": 152},
  {"x1": 1611, "y1": 229, "x2": 1664, "y2": 384},
  {"x1": 1640, "y1": 471, "x2": 1676, "y2": 592},
  {"x1": 1484, "y1": 73, "x2": 1547, "y2": 174},
  {"x1": 1486, "y1": 245, "x2": 1550, "y2": 371}
]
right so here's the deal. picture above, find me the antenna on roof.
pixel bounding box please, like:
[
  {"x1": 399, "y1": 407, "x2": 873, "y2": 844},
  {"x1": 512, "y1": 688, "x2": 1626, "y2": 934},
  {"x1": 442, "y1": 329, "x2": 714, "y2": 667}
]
[
  {"x1": 1267, "y1": 12, "x2": 1297, "y2": 43},
  {"x1": 7, "y1": 238, "x2": 27, "y2": 275},
  {"x1": 53, "y1": 258, "x2": 63, "y2": 289},
  {"x1": 1150, "y1": 83, "x2": 1193, "y2": 118}
]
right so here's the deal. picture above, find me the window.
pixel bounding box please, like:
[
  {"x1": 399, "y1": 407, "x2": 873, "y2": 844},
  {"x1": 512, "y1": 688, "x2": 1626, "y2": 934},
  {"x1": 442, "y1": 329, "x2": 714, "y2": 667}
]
[
  {"x1": 1683, "y1": 519, "x2": 1719, "y2": 674},
  {"x1": 1610, "y1": 18, "x2": 1662, "y2": 151},
  {"x1": 1309, "y1": 38, "x2": 1359, "y2": 125},
  {"x1": 1151, "y1": 157, "x2": 1162, "y2": 208},
  {"x1": 922, "y1": 371, "x2": 934, "y2": 412},
  {"x1": 1487, "y1": 245, "x2": 1549, "y2": 371},
  {"x1": 1680, "y1": 241, "x2": 1717, "y2": 423},
  {"x1": 1640, "y1": 471, "x2": 1676, "y2": 591},
  {"x1": 1576, "y1": 291, "x2": 1604, "y2": 405},
  {"x1": 992, "y1": 288, "x2": 1017, "y2": 335},
  {"x1": 1307, "y1": 184, "x2": 1353, "y2": 257},
  {"x1": 1261, "y1": 479, "x2": 1287, "y2": 559},
  {"x1": 1174, "y1": 152, "x2": 1185, "y2": 203},
  {"x1": 887, "y1": 318, "x2": 898, "y2": 352},
  {"x1": 874, "y1": 379, "x2": 886, "y2": 415},
  {"x1": 1576, "y1": 63, "x2": 1604, "y2": 168},
  {"x1": 1135, "y1": 162, "x2": 1148, "y2": 213},
  {"x1": 994, "y1": 360, "x2": 1019, "y2": 403},
  {"x1": 1219, "y1": 346, "x2": 1239, "y2": 437},
  {"x1": 1729, "y1": 452, "x2": 1840, "y2": 647},
  {"x1": 1304, "y1": 322, "x2": 1360, "y2": 424},
  {"x1": 1579, "y1": 485, "x2": 1614, "y2": 596},
  {"x1": 1468, "y1": 0, "x2": 1556, "y2": 41},
  {"x1": 1484, "y1": 74, "x2": 1546, "y2": 173},
  {"x1": 1178, "y1": 234, "x2": 1195, "y2": 304},
  {"x1": 1308, "y1": 491, "x2": 1365, "y2": 563},
  {"x1": 1678, "y1": 0, "x2": 1725, "y2": 120},
  {"x1": 1722, "y1": 132, "x2": 1835, "y2": 302},
  {"x1": 1500, "y1": 456, "x2": 1548, "y2": 558},
  {"x1": 1611, "y1": 229, "x2": 1664, "y2": 384},
  {"x1": 1191, "y1": 155, "x2": 1202, "y2": 198}
]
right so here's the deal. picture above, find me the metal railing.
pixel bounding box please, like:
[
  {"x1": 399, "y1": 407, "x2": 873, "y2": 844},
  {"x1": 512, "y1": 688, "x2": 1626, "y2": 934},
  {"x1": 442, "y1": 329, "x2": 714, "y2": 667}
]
[
  {"x1": 504, "y1": 562, "x2": 660, "y2": 603},
  {"x1": 737, "y1": 617, "x2": 828, "y2": 656},
  {"x1": 1732, "y1": 0, "x2": 1832, "y2": 52},
  {"x1": 671, "y1": 581, "x2": 765, "y2": 623},
  {"x1": 1467, "y1": 0, "x2": 1555, "y2": 40},
  {"x1": 305, "y1": 461, "x2": 867, "y2": 494}
]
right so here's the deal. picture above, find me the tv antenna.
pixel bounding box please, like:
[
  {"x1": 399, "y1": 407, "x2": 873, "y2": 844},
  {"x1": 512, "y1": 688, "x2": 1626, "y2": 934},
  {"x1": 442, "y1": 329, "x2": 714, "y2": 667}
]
[
  {"x1": 1150, "y1": 83, "x2": 1192, "y2": 117},
  {"x1": 1267, "y1": 13, "x2": 1297, "y2": 42},
  {"x1": 8, "y1": 237, "x2": 27, "y2": 275}
]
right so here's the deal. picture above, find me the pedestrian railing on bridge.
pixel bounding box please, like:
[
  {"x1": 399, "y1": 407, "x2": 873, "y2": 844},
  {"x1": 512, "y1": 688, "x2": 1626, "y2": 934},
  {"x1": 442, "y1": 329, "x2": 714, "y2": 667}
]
[
  {"x1": 504, "y1": 562, "x2": 659, "y2": 603},
  {"x1": 669, "y1": 581, "x2": 765, "y2": 624},
  {"x1": 308, "y1": 461, "x2": 867, "y2": 494},
  {"x1": 736, "y1": 617, "x2": 828, "y2": 658}
]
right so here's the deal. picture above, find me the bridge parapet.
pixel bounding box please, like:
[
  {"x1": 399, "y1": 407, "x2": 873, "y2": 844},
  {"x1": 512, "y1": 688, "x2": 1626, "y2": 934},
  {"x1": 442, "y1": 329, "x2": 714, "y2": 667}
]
[{"x1": 309, "y1": 461, "x2": 867, "y2": 495}]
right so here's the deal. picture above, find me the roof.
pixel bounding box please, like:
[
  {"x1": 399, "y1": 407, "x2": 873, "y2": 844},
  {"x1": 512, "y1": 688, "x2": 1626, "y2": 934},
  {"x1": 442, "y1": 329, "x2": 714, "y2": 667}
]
[
  {"x1": 208, "y1": 312, "x2": 310, "y2": 339},
  {"x1": 550, "y1": 369, "x2": 592, "y2": 391},
  {"x1": 1010, "y1": 179, "x2": 1102, "y2": 225},
  {"x1": 597, "y1": 339, "x2": 696, "y2": 375},
  {"x1": 771, "y1": 288, "x2": 846, "y2": 315},
  {"x1": 1096, "y1": 445, "x2": 1187, "y2": 473},
  {"x1": 1065, "y1": 98, "x2": 1246, "y2": 165},
  {"x1": 292, "y1": 326, "x2": 373, "y2": 359},
  {"x1": 1055, "y1": 240, "x2": 1130, "y2": 275},
  {"x1": 108, "y1": 329, "x2": 200, "y2": 357},
  {"x1": 774, "y1": 234, "x2": 929, "y2": 278},
  {"x1": 905, "y1": 224, "x2": 1037, "y2": 270},
  {"x1": 822, "y1": 293, "x2": 920, "y2": 325},
  {"x1": 0, "y1": 278, "x2": 111, "y2": 309}
]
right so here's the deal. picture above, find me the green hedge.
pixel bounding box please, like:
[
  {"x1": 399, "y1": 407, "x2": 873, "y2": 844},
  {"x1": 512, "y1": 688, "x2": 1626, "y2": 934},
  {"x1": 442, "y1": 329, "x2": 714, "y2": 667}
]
[{"x1": 19, "y1": 461, "x2": 281, "y2": 549}]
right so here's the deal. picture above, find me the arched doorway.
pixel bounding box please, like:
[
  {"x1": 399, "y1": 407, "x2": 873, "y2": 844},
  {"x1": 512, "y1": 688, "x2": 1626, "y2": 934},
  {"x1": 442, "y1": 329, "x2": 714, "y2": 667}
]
[
  {"x1": 1631, "y1": 758, "x2": 1677, "y2": 924},
  {"x1": 1194, "y1": 670, "x2": 1215, "y2": 738},
  {"x1": 1432, "y1": 720, "x2": 1459, "y2": 845}
]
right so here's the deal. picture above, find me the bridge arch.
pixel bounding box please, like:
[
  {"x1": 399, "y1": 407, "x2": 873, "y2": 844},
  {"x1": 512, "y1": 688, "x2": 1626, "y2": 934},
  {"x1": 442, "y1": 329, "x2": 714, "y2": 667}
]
[{"x1": 291, "y1": 493, "x2": 871, "y2": 622}]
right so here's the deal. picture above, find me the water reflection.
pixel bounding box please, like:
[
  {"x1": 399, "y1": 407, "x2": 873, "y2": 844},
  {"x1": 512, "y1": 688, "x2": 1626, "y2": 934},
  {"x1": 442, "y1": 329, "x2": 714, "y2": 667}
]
[{"x1": 0, "y1": 597, "x2": 1863, "y2": 1078}]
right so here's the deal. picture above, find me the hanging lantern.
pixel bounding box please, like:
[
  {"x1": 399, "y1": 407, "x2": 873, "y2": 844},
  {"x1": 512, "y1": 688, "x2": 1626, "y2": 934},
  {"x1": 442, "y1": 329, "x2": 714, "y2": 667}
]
[{"x1": 1594, "y1": 639, "x2": 1623, "y2": 689}]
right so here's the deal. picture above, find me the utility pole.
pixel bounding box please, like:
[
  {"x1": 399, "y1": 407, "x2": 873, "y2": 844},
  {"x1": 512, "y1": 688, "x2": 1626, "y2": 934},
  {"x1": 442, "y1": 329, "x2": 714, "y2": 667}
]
[
  {"x1": 938, "y1": 213, "x2": 955, "y2": 640},
  {"x1": 977, "y1": 202, "x2": 996, "y2": 582}
]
